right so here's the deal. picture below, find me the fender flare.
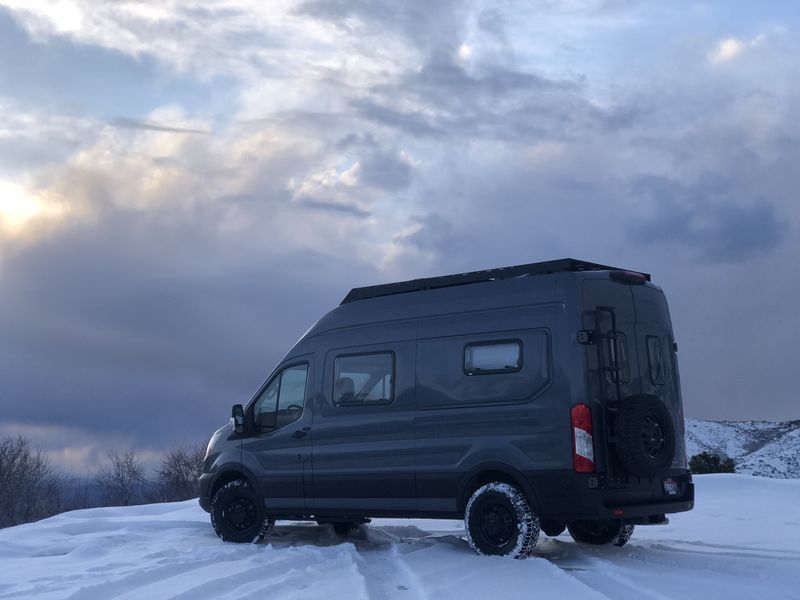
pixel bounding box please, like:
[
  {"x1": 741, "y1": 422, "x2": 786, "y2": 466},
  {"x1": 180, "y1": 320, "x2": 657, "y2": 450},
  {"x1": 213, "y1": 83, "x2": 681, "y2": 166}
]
[
  {"x1": 209, "y1": 463, "x2": 263, "y2": 500},
  {"x1": 456, "y1": 461, "x2": 541, "y2": 515}
]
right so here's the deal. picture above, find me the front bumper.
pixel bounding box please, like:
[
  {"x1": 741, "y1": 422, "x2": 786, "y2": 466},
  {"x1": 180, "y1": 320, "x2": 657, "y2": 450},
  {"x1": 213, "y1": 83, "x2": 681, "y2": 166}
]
[{"x1": 198, "y1": 473, "x2": 213, "y2": 512}]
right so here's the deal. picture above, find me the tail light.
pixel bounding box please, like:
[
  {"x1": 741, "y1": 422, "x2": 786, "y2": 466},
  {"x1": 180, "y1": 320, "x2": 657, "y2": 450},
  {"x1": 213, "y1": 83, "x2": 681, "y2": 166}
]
[{"x1": 571, "y1": 404, "x2": 595, "y2": 473}]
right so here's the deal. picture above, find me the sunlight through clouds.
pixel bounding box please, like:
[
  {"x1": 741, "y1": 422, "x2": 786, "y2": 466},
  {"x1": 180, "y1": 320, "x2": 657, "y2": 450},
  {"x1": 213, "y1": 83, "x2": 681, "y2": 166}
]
[
  {"x1": 0, "y1": 179, "x2": 65, "y2": 232},
  {"x1": 0, "y1": 0, "x2": 799, "y2": 464}
]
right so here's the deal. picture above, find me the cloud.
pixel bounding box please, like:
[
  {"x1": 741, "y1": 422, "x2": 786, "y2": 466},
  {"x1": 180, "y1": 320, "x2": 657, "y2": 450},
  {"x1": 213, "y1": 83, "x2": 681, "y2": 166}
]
[
  {"x1": 109, "y1": 117, "x2": 211, "y2": 135},
  {"x1": 708, "y1": 33, "x2": 766, "y2": 64},
  {"x1": 2, "y1": 0, "x2": 800, "y2": 465},
  {"x1": 628, "y1": 176, "x2": 788, "y2": 263}
]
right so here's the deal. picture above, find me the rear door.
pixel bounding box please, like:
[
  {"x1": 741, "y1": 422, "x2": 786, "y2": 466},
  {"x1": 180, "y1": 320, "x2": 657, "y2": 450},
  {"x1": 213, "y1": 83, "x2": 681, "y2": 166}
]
[
  {"x1": 630, "y1": 285, "x2": 687, "y2": 468},
  {"x1": 581, "y1": 279, "x2": 640, "y2": 404}
]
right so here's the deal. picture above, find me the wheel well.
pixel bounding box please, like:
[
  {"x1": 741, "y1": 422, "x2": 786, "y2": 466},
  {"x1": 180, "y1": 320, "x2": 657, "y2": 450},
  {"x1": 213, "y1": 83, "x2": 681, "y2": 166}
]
[
  {"x1": 459, "y1": 469, "x2": 532, "y2": 513},
  {"x1": 210, "y1": 471, "x2": 251, "y2": 499}
]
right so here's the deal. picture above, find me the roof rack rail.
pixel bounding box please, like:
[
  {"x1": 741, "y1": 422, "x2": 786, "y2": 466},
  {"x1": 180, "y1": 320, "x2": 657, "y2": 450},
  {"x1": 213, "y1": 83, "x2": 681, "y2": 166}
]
[{"x1": 341, "y1": 258, "x2": 650, "y2": 304}]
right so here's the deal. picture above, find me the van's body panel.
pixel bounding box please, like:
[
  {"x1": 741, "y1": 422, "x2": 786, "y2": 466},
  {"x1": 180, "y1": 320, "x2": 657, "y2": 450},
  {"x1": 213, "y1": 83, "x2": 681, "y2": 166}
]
[{"x1": 200, "y1": 260, "x2": 694, "y2": 525}]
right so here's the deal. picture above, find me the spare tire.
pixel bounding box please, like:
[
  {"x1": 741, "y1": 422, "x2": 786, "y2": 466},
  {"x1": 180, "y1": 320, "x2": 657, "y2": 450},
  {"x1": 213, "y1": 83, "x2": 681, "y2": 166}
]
[{"x1": 613, "y1": 396, "x2": 675, "y2": 477}]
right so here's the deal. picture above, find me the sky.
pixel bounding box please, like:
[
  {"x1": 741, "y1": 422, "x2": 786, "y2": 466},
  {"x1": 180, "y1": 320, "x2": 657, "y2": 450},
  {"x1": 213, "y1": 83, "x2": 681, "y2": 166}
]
[{"x1": 0, "y1": 0, "x2": 798, "y2": 471}]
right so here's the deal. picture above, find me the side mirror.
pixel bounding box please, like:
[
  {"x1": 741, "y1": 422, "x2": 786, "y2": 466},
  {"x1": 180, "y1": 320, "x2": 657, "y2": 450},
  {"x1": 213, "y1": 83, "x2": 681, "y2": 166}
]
[{"x1": 231, "y1": 404, "x2": 245, "y2": 435}]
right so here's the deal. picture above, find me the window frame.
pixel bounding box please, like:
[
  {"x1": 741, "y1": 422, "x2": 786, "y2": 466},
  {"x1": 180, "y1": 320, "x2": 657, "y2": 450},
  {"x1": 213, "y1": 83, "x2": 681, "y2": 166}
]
[
  {"x1": 463, "y1": 338, "x2": 524, "y2": 376},
  {"x1": 250, "y1": 360, "x2": 310, "y2": 431},
  {"x1": 332, "y1": 350, "x2": 396, "y2": 407},
  {"x1": 603, "y1": 332, "x2": 631, "y2": 384}
]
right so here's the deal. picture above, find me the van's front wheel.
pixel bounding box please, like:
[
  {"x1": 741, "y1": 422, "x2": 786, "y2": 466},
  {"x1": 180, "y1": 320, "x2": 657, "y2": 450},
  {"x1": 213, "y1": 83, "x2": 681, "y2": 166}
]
[
  {"x1": 567, "y1": 520, "x2": 634, "y2": 547},
  {"x1": 210, "y1": 480, "x2": 274, "y2": 543},
  {"x1": 464, "y1": 483, "x2": 539, "y2": 559}
]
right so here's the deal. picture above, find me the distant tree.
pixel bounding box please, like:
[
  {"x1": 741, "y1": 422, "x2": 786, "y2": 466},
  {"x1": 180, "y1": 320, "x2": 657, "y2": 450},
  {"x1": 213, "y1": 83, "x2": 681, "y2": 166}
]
[
  {"x1": 689, "y1": 451, "x2": 736, "y2": 474},
  {"x1": 0, "y1": 436, "x2": 64, "y2": 527},
  {"x1": 155, "y1": 442, "x2": 205, "y2": 502},
  {"x1": 95, "y1": 451, "x2": 148, "y2": 506}
]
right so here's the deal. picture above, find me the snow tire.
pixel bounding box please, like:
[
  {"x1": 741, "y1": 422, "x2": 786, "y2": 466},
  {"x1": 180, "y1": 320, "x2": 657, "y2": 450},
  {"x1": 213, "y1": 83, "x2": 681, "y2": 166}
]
[
  {"x1": 210, "y1": 479, "x2": 274, "y2": 544},
  {"x1": 464, "y1": 482, "x2": 539, "y2": 559},
  {"x1": 567, "y1": 520, "x2": 635, "y2": 547},
  {"x1": 540, "y1": 519, "x2": 567, "y2": 537}
]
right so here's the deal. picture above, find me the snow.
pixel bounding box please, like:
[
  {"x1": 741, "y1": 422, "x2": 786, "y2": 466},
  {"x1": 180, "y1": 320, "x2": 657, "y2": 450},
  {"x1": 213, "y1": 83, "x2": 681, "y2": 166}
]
[
  {"x1": 685, "y1": 419, "x2": 800, "y2": 478},
  {"x1": 1, "y1": 475, "x2": 799, "y2": 599}
]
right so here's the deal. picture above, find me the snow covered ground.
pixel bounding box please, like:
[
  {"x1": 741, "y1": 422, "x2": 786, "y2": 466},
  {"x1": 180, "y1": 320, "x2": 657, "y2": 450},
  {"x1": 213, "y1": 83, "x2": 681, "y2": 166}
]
[
  {"x1": 686, "y1": 419, "x2": 800, "y2": 478},
  {"x1": 1, "y1": 474, "x2": 798, "y2": 600}
]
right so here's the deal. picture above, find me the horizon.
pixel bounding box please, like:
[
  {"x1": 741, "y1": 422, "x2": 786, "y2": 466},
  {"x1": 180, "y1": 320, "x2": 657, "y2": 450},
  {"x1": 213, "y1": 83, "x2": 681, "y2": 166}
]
[{"x1": 1, "y1": 0, "x2": 799, "y2": 472}]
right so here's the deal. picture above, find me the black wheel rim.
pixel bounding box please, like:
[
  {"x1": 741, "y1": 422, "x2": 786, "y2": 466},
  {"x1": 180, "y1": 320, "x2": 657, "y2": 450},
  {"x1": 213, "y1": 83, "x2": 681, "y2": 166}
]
[
  {"x1": 479, "y1": 503, "x2": 516, "y2": 547},
  {"x1": 223, "y1": 497, "x2": 257, "y2": 531},
  {"x1": 641, "y1": 413, "x2": 665, "y2": 459},
  {"x1": 584, "y1": 521, "x2": 615, "y2": 537}
]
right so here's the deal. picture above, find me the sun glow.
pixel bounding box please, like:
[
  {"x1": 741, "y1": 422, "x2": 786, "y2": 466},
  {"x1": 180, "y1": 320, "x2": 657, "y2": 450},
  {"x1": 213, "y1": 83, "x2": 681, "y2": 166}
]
[{"x1": 0, "y1": 180, "x2": 58, "y2": 231}]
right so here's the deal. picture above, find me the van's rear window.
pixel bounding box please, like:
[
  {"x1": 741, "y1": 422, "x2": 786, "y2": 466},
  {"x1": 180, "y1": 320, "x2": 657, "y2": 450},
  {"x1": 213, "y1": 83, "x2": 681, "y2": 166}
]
[
  {"x1": 464, "y1": 341, "x2": 522, "y2": 375},
  {"x1": 333, "y1": 352, "x2": 394, "y2": 405}
]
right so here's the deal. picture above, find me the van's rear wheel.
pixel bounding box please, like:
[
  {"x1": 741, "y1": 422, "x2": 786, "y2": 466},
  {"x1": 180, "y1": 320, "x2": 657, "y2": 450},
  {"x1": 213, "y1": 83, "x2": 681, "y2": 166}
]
[
  {"x1": 567, "y1": 520, "x2": 634, "y2": 547},
  {"x1": 540, "y1": 519, "x2": 567, "y2": 537},
  {"x1": 211, "y1": 480, "x2": 273, "y2": 543},
  {"x1": 464, "y1": 483, "x2": 539, "y2": 559}
]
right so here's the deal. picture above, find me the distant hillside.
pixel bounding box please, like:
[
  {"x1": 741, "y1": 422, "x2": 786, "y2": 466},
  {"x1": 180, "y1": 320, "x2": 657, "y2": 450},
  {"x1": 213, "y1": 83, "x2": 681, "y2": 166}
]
[{"x1": 686, "y1": 419, "x2": 800, "y2": 478}]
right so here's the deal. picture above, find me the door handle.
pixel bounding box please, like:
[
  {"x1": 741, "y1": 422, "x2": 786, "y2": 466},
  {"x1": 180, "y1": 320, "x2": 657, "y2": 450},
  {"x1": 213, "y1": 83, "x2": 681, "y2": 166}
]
[{"x1": 292, "y1": 429, "x2": 308, "y2": 439}]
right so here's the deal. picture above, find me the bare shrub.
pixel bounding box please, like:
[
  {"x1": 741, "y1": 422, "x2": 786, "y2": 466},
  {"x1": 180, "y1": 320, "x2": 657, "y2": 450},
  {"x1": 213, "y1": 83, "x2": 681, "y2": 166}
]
[
  {"x1": 156, "y1": 442, "x2": 205, "y2": 502},
  {"x1": 95, "y1": 450, "x2": 147, "y2": 506},
  {"x1": 0, "y1": 436, "x2": 64, "y2": 527}
]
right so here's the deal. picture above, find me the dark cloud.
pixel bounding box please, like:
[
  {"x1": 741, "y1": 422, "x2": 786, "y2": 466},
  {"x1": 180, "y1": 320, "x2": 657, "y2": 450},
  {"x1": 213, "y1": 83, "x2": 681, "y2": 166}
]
[
  {"x1": 2, "y1": 0, "x2": 800, "y2": 473},
  {"x1": 629, "y1": 176, "x2": 789, "y2": 262},
  {"x1": 355, "y1": 52, "x2": 635, "y2": 144},
  {"x1": 0, "y1": 202, "x2": 379, "y2": 450},
  {"x1": 293, "y1": 196, "x2": 372, "y2": 217},
  {"x1": 109, "y1": 118, "x2": 210, "y2": 135},
  {"x1": 358, "y1": 150, "x2": 412, "y2": 191}
]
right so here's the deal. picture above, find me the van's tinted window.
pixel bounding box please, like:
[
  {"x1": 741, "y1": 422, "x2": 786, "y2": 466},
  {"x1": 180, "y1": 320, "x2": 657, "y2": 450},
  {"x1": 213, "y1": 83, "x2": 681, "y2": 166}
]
[
  {"x1": 254, "y1": 363, "x2": 308, "y2": 428},
  {"x1": 334, "y1": 353, "x2": 394, "y2": 405},
  {"x1": 464, "y1": 341, "x2": 521, "y2": 375},
  {"x1": 647, "y1": 336, "x2": 666, "y2": 385},
  {"x1": 604, "y1": 333, "x2": 630, "y2": 384}
]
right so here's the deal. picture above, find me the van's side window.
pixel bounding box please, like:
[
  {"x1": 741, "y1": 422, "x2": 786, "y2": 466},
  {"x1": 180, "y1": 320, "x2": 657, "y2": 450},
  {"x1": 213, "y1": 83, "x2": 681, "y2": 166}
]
[
  {"x1": 604, "y1": 333, "x2": 630, "y2": 384},
  {"x1": 333, "y1": 353, "x2": 394, "y2": 405},
  {"x1": 254, "y1": 363, "x2": 308, "y2": 429},
  {"x1": 464, "y1": 340, "x2": 522, "y2": 375}
]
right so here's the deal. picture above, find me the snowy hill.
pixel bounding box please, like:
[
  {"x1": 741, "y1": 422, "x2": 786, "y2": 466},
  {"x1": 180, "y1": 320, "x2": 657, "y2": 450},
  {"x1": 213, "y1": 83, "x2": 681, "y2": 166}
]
[
  {"x1": 1, "y1": 475, "x2": 799, "y2": 600},
  {"x1": 685, "y1": 419, "x2": 800, "y2": 478}
]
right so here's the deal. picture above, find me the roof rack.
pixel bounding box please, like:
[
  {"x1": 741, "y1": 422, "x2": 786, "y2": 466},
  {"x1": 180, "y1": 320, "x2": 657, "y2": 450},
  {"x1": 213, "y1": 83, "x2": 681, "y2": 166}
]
[{"x1": 341, "y1": 258, "x2": 650, "y2": 304}]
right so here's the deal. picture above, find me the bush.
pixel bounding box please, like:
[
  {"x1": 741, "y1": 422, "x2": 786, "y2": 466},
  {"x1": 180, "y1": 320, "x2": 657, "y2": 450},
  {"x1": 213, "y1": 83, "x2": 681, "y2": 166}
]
[
  {"x1": 689, "y1": 451, "x2": 736, "y2": 474},
  {"x1": 155, "y1": 442, "x2": 205, "y2": 502},
  {"x1": 0, "y1": 436, "x2": 64, "y2": 527},
  {"x1": 0, "y1": 436, "x2": 208, "y2": 525},
  {"x1": 95, "y1": 450, "x2": 148, "y2": 506}
]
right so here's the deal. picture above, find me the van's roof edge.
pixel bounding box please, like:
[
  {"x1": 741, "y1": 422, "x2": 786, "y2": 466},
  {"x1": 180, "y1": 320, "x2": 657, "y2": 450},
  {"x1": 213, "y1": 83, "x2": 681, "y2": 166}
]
[{"x1": 341, "y1": 258, "x2": 651, "y2": 304}]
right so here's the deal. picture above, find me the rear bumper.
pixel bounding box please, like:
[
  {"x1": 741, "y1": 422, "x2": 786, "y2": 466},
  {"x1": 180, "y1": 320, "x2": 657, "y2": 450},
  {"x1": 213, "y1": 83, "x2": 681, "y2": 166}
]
[{"x1": 527, "y1": 470, "x2": 694, "y2": 522}]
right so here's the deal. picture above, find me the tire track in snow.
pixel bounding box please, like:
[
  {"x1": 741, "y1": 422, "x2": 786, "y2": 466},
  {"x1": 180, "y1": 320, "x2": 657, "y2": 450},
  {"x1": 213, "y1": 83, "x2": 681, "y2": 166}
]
[{"x1": 353, "y1": 542, "x2": 427, "y2": 600}]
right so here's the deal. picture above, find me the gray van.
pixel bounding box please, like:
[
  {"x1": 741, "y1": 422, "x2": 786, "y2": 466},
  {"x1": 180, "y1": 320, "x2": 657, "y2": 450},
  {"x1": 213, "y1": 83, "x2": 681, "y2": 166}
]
[{"x1": 199, "y1": 258, "x2": 693, "y2": 558}]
